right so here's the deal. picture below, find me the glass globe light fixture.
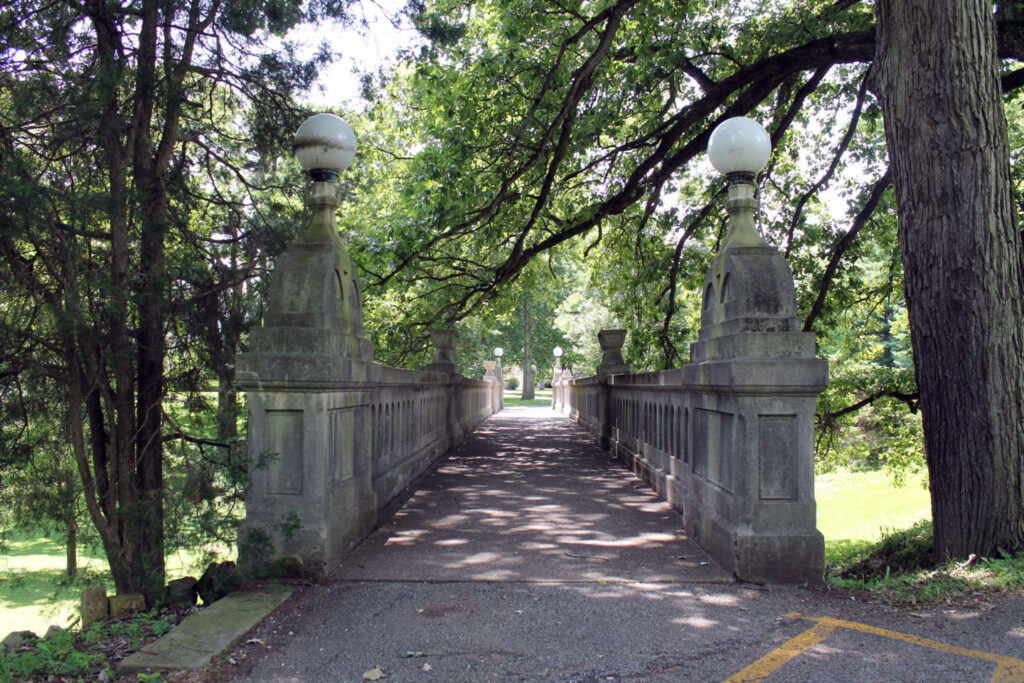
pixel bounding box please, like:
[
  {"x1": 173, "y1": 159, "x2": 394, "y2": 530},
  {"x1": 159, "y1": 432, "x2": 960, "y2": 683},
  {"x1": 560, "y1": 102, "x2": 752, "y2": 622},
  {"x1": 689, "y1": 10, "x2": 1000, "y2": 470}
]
[
  {"x1": 707, "y1": 116, "x2": 771, "y2": 186},
  {"x1": 494, "y1": 347, "x2": 504, "y2": 358},
  {"x1": 292, "y1": 113, "x2": 357, "y2": 244},
  {"x1": 294, "y1": 113, "x2": 357, "y2": 182},
  {"x1": 706, "y1": 116, "x2": 771, "y2": 248},
  {"x1": 553, "y1": 346, "x2": 563, "y2": 358}
]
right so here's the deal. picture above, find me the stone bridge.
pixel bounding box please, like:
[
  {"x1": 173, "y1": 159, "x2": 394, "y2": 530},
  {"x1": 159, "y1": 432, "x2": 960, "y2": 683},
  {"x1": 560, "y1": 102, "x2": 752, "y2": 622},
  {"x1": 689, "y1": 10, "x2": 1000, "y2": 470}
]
[{"x1": 234, "y1": 115, "x2": 827, "y2": 584}]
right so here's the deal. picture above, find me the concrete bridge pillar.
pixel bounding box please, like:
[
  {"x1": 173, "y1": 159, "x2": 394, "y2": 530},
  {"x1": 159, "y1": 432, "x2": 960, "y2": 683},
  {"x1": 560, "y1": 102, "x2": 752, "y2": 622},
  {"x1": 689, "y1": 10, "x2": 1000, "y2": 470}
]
[
  {"x1": 482, "y1": 361, "x2": 502, "y2": 411},
  {"x1": 426, "y1": 329, "x2": 467, "y2": 448},
  {"x1": 234, "y1": 115, "x2": 498, "y2": 576},
  {"x1": 561, "y1": 117, "x2": 828, "y2": 583},
  {"x1": 681, "y1": 235, "x2": 827, "y2": 582},
  {"x1": 234, "y1": 163, "x2": 378, "y2": 573}
]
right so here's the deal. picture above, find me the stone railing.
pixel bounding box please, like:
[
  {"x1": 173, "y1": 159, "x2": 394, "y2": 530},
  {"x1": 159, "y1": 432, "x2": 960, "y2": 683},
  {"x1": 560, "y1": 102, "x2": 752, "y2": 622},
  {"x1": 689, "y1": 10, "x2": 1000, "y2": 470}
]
[
  {"x1": 554, "y1": 243, "x2": 828, "y2": 583},
  {"x1": 365, "y1": 369, "x2": 496, "y2": 508},
  {"x1": 235, "y1": 175, "x2": 500, "y2": 574}
]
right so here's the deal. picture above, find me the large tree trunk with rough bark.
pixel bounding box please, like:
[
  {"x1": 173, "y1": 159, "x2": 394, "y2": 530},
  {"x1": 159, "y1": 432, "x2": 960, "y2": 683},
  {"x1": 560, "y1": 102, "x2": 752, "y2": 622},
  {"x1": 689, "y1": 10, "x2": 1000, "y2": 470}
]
[{"x1": 875, "y1": 0, "x2": 1024, "y2": 558}]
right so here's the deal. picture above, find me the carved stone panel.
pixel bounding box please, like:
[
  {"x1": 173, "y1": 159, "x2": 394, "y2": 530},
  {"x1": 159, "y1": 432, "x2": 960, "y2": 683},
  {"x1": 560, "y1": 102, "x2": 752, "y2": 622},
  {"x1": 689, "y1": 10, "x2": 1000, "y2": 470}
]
[
  {"x1": 693, "y1": 407, "x2": 734, "y2": 492},
  {"x1": 266, "y1": 410, "x2": 303, "y2": 495},
  {"x1": 758, "y1": 414, "x2": 798, "y2": 500},
  {"x1": 329, "y1": 408, "x2": 355, "y2": 485}
]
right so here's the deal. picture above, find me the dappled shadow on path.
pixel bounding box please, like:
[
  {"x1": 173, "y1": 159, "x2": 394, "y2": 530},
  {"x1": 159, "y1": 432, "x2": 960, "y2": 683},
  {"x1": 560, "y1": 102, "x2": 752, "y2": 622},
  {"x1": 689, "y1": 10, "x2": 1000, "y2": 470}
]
[
  {"x1": 334, "y1": 406, "x2": 727, "y2": 585},
  {"x1": 237, "y1": 409, "x2": 801, "y2": 681},
  {"x1": 236, "y1": 418, "x2": 1024, "y2": 682}
]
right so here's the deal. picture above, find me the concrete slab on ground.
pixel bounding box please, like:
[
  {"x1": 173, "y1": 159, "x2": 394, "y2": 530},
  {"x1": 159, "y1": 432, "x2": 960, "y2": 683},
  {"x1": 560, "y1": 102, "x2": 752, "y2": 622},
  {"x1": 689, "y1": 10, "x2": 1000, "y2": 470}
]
[
  {"x1": 117, "y1": 584, "x2": 292, "y2": 675},
  {"x1": 227, "y1": 570, "x2": 1024, "y2": 682}
]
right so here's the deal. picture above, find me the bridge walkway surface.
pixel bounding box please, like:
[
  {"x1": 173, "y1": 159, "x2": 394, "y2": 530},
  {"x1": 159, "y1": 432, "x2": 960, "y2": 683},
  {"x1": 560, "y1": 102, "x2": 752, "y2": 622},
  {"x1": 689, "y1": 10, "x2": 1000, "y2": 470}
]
[{"x1": 227, "y1": 407, "x2": 1024, "y2": 683}]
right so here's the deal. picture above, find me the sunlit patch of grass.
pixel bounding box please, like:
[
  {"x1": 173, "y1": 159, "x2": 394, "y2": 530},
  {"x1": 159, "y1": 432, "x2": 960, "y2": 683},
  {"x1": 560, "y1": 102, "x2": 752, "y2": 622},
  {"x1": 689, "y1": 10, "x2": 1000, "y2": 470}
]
[
  {"x1": 816, "y1": 469, "x2": 931, "y2": 545},
  {"x1": 0, "y1": 534, "x2": 225, "y2": 637},
  {"x1": 502, "y1": 388, "x2": 553, "y2": 408},
  {"x1": 0, "y1": 537, "x2": 114, "y2": 636}
]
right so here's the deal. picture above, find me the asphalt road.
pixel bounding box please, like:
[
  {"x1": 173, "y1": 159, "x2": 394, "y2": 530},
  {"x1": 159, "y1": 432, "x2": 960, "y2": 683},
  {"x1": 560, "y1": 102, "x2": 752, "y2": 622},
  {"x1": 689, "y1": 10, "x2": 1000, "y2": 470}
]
[{"x1": 224, "y1": 407, "x2": 1024, "y2": 683}]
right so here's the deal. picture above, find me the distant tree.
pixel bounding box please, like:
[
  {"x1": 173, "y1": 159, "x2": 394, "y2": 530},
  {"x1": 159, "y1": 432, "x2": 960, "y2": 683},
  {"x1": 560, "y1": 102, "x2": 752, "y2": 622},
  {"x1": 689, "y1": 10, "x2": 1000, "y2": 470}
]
[{"x1": 0, "y1": 371, "x2": 87, "y2": 578}]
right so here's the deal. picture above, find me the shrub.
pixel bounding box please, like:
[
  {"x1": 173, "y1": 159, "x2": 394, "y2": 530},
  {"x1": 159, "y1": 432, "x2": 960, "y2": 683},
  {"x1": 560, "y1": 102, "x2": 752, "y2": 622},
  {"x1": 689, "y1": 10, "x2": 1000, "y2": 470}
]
[{"x1": 505, "y1": 376, "x2": 519, "y2": 390}]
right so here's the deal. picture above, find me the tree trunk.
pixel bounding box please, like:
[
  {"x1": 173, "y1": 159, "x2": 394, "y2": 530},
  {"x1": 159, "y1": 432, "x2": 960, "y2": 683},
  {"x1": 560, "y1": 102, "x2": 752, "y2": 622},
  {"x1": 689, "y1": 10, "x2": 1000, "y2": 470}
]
[
  {"x1": 66, "y1": 519, "x2": 77, "y2": 580},
  {"x1": 87, "y1": 0, "x2": 138, "y2": 596},
  {"x1": 521, "y1": 299, "x2": 535, "y2": 400},
  {"x1": 217, "y1": 320, "x2": 240, "y2": 443},
  {"x1": 217, "y1": 371, "x2": 239, "y2": 443},
  {"x1": 875, "y1": 0, "x2": 1024, "y2": 558},
  {"x1": 68, "y1": 356, "x2": 132, "y2": 589}
]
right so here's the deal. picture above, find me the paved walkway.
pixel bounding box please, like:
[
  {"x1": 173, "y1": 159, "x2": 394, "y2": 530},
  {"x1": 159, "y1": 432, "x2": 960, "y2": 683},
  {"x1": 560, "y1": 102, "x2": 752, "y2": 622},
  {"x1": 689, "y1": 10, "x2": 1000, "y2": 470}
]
[{"x1": 229, "y1": 407, "x2": 1024, "y2": 683}]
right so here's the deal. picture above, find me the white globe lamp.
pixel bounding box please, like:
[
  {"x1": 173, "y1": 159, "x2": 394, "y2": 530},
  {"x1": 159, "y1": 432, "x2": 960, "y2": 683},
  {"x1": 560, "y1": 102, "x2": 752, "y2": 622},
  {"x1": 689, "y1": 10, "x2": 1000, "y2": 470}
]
[
  {"x1": 706, "y1": 116, "x2": 771, "y2": 248},
  {"x1": 294, "y1": 113, "x2": 357, "y2": 182},
  {"x1": 707, "y1": 117, "x2": 771, "y2": 185}
]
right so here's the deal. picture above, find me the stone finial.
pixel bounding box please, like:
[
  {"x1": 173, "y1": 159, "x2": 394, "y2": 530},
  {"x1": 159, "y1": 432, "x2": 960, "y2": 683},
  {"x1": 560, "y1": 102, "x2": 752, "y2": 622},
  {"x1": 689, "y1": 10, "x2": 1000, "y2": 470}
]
[
  {"x1": 426, "y1": 329, "x2": 460, "y2": 375},
  {"x1": 596, "y1": 329, "x2": 631, "y2": 376},
  {"x1": 236, "y1": 114, "x2": 374, "y2": 389},
  {"x1": 695, "y1": 235, "x2": 801, "y2": 351},
  {"x1": 482, "y1": 360, "x2": 498, "y2": 382}
]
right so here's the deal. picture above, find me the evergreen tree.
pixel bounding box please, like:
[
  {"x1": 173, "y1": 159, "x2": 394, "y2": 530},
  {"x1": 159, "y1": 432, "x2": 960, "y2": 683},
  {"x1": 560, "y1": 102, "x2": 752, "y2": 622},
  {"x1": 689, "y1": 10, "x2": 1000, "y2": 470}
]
[{"x1": 0, "y1": 0, "x2": 351, "y2": 602}]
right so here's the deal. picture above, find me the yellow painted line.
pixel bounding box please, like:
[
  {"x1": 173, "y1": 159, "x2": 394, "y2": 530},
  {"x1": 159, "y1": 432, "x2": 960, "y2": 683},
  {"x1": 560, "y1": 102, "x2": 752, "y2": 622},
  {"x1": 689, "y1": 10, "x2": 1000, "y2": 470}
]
[
  {"x1": 724, "y1": 612, "x2": 1024, "y2": 683},
  {"x1": 994, "y1": 661, "x2": 1024, "y2": 682},
  {"x1": 723, "y1": 621, "x2": 837, "y2": 682}
]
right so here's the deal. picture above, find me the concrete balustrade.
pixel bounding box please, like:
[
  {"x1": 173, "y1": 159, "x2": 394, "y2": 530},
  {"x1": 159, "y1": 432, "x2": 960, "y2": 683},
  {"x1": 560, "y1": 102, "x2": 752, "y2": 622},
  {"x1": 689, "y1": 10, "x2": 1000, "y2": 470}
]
[
  {"x1": 555, "y1": 240, "x2": 828, "y2": 584},
  {"x1": 235, "y1": 175, "x2": 499, "y2": 574}
]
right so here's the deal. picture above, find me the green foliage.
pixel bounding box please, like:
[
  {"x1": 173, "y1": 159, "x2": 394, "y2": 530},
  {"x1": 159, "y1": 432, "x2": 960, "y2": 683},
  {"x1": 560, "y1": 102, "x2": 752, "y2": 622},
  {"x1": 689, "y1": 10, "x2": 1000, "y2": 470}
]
[
  {"x1": 348, "y1": 0, "x2": 878, "y2": 353},
  {"x1": 0, "y1": 0, "x2": 353, "y2": 597},
  {"x1": 829, "y1": 519, "x2": 935, "y2": 580},
  {"x1": 0, "y1": 627, "x2": 100, "y2": 682},
  {"x1": 343, "y1": 0, "x2": 924, "y2": 484},
  {"x1": 0, "y1": 607, "x2": 184, "y2": 683},
  {"x1": 505, "y1": 376, "x2": 519, "y2": 391},
  {"x1": 162, "y1": 397, "x2": 250, "y2": 564},
  {"x1": 812, "y1": 233, "x2": 924, "y2": 481},
  {"x1": 0, "y1": 626, "x2": 107, "y2": 682},
  {"x1": 278, "y1": 509, "x2": 304, "y2": 543}
]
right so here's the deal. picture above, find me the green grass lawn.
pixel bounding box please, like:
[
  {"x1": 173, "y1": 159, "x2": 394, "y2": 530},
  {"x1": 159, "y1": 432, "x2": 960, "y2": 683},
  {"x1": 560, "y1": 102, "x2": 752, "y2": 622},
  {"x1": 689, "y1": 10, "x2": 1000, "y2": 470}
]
[
  {"x1": 0, "y1": 538, "x2": 112, "y2": 637},
  {"x1": 816, "y1": 468, "x2": 931, "y2": 565},
  {"x1": 502, "y1": 387, "x2": 553, "y2": 408},
  {"x1": 0, "y1": 536, "x2": 224, "y2": 638}
]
